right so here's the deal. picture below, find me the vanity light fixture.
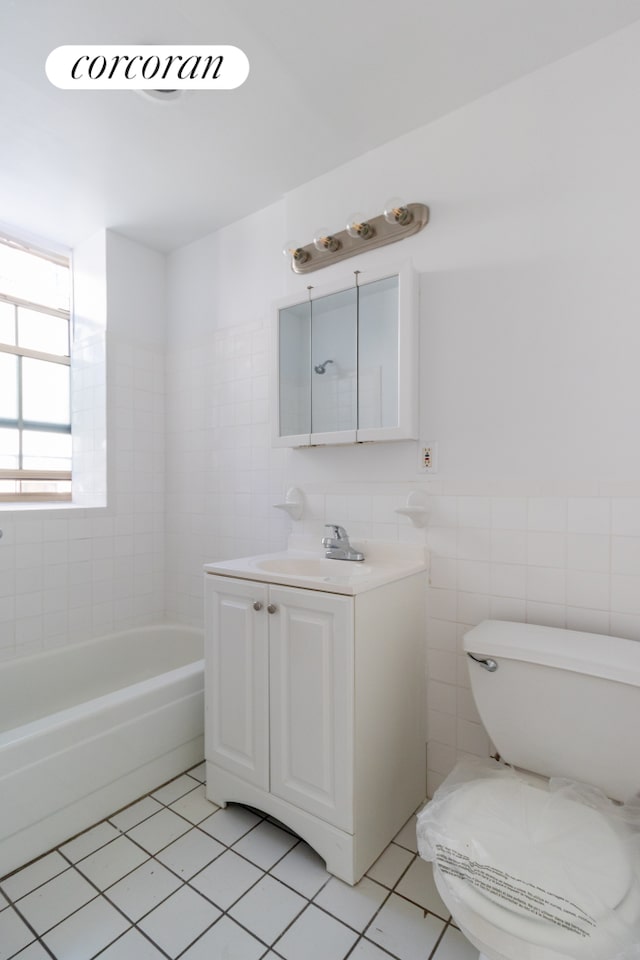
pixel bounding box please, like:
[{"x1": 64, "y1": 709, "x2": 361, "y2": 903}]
[{"x1": 283, "y1": 198, "x2": 429, "y2": 274}]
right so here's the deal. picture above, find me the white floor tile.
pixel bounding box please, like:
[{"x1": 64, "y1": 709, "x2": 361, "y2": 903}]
[
  {"x1": 105, "y1": 860, "x2": 182, "y2": 921},
  {"x1": 169, "y1": 785, "x2": 220, "y2": 824},
  {"x1": 138, "y1": 885, "x2": 220, "y2": 958},
  {"x1": 232, "y1": 820, "x2": 298, "y2": 870},
  {"x1": 433, "y1": 924, "x2": 480, "y2": 959},
  {"x1": 42, "y1": 896, "x2": 129, "y2": 960},
  {"x1": 270, "y1": 842, "x2": 331, "y2": 898},
  {"x1": 171, "y1": 784, "x2": 220, "y2": 823},
  {"x1": 109, "y1": 796, "x2": 164, "y2": 832},
  {"x1": 1, "y1": 852, "x2": 68, "y2": 901},
  {"x1": 187, "y1": 762, "x2": 206, "y2": 783},
  {"x1": 274, "y1": 904, "x2": 358, "y2": 960},
  {"x1": 314, "y1": 876, "x2": 388, "y2": 932},
  {"x1": 199, "y1": 803, "x2": 262, "y2": 846},
  {"x1": 75, "y1": 836, "x2": 149, "y2": 889},
  {"x1": 0, "y1": 907, "x2": 35, "y2": 959},
  {"x1": 366, "y1": 845, "x2": 414, "y2": 889},
  {"x1": 366, "y1": 893, "x2": 446, "y2": 960},
  {"x1": 229, "y1": 875, "x2": 306, "y2": 944},
  {"x1": 0, "y1": 890, "x2": 5, "y2": 906},
  {"x1": 394, "y1": 815, "x2": 419, "y2": 853},
  {"x1": 395, "y1": 856, "x2": 449, "y2": 919},
  {"x1": 349, "y1": 939, "x2": 398, "y2": 960},
  {"x1": 152, "y1": 774, "x2": 200, "y2": 805},
  {"x1": 126, "y1": 808, "x2": 191, "y2": 854},
  {"x1": 181, "y1": 916, "x2": 266, "y2": 959},
  {"x1": 9, "y1": 942, "x2": 50, "y2": 959},
  {"x1": 190, "y1": 850, "x2": 262, "y2": 910},
  {"x1": 97, "y1": 928, "x2": 167, "y2": 959},
  {"x1": 60, "y1": 821, "x2": 121, "y2": 863},
  {"x1": 156, "y1": 829, "x2": 225, "y2": 880},
  {"x1": 16, "y1": 869, "x2": 97, "y2": 935}
]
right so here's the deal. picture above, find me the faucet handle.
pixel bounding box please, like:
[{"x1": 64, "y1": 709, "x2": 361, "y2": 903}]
[{"x1": 324, "y1": 524, "x2": 348, "y2": 541}]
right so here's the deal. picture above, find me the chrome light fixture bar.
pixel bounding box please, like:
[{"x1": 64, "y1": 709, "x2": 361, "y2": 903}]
[{"x1": 283, "y1": 201, "x2": 429, "y2": 274}]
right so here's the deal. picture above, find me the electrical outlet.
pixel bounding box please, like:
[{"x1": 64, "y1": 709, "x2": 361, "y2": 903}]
[{"x1": 420, "y1": 442, "x2": 438, "y2": 473}]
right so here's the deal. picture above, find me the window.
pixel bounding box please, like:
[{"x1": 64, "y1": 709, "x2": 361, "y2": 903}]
[{"x1": 0, "y1": 234, "x2": 72, "y2": 502}]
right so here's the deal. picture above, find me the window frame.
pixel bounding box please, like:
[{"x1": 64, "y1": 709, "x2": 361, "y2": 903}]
[{"x1": 0, "y1": 237, "x2": 72, "y2": 503}]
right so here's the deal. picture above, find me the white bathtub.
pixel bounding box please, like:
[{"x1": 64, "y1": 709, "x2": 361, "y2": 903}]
[{"x1": 0, "y1": 624, "x2": 204, "y2": 878}]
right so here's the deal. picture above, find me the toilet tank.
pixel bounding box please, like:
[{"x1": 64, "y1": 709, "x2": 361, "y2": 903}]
[{"x1": 464, "y1": 620, "x2": 640, "y2": 802}]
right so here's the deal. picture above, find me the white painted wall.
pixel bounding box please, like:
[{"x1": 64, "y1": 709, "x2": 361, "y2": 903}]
[{"x1": 165, "y1": 21, "x2": 640, "y2": 796}]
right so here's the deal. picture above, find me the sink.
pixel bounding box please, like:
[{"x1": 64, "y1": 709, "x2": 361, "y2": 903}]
[
  {"x1": 256, "y1": 557, "x2": 373, "y2": 578},
  {"x1": 204, "y1": 540, "x2": 427, "y2": 595}
]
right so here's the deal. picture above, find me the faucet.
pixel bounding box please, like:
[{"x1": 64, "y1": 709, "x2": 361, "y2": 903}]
[{"x1": 322, "y1": 524, "x2": 365, "y2": 561}]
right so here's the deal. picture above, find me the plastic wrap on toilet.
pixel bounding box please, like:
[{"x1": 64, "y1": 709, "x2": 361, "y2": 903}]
[{"x1": 416, "y1": 758, "x2": 640, "y2": 959}]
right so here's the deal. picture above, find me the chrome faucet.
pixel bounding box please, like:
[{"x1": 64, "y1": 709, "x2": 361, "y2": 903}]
[{"x1": 322, "y1": 524, "x2": 365, "y2": 561}]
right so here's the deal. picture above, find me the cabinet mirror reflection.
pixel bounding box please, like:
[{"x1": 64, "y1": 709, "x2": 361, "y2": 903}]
[{"x1": 273, "y1": 264, "x2": 416, "y2": 447}]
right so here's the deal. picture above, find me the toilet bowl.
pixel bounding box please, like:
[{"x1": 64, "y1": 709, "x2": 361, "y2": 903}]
[{"x1": 417, "y1": 621, "x2": 640, "y2": 960}]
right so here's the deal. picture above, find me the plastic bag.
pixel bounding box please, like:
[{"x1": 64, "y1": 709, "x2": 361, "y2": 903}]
[{"x1": 416, "y1": 758, "x2": 640, "y2": 959}]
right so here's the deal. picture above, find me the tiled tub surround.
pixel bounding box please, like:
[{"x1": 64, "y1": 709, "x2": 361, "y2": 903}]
[
  {"x1": 0, "y1": 765, "x2": 477, "y2": 960},
  {"x1": 0, "y1": 334, "x2": 166, "y2": 663},
  {"x1": 0, "y1": 626, "x2": 204, "y2": 877}
]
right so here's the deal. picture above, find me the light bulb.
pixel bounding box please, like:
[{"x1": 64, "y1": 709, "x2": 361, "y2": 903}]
[
  {"x1": 346, "y1": 212, "x2": 374, "y2": 240},
  {"x1": 383, "y1": 197, "x2": 412, "y2": 226},
  {"x1": 282, "y1": 241, "x2": 310, "y2": 264},
  {"x1": 313, "y1": 228, "x2": 341, "y2": 253}
]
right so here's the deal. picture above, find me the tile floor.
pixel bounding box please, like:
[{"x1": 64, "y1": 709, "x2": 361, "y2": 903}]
[{"x1": 0, "y1": 764, "x2": 479, "y2": 960}]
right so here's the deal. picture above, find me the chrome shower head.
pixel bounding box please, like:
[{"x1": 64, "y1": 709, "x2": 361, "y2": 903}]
[{"x1": 314, "y1": 359, "x2": 334, "y2": 375}]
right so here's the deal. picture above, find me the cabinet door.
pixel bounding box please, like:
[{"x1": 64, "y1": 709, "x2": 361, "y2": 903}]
[
  {"x1": 268, "y1": 586, "x2": 354, "y2": 831},
  {"x1": 205, "y1": 575, "x2": 270, "y2": 790}
]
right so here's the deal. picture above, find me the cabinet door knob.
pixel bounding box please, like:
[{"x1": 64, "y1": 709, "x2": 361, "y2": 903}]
[
  {"x1": 253, "y1": 601, "x2": 263, "y2": 611},
  {"x1": 267, "y1": 603, "x2": 278, "y2": 614}
]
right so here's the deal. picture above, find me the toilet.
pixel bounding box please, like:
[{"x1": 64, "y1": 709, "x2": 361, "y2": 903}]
[{"x1": 417, "y1": 620, "x2": 640, "y2": 960}]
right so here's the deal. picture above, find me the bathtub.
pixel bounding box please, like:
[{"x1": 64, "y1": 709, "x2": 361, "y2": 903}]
[{"x1": 0, "y1": 624, "x2": 204, "y2": 878}]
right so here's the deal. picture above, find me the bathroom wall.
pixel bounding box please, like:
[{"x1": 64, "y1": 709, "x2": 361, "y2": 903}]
[
  {"x1": 0, "y1": 231, "x2": 166, "y2": 659},
  {"x1": 165, "y1": 20, "x2": 640, "y2": 797}
]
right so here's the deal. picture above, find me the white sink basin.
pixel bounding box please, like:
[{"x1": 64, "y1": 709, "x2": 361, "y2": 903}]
[
  {"x1": 204, "y1": 539, "x2": 428, "y2": 596},
  {"x1": 255, "y1": 558, "x2": 373, "y2": 578}
]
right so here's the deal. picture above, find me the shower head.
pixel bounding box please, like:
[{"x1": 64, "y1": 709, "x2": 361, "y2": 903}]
[{"x1": 314, "y1": 359, "x2": 334, "y2": 375}]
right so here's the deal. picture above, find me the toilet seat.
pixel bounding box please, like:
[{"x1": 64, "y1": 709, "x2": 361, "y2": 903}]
[{"x1": 430, "y1": 777, "x2": 638, "y2": 957}]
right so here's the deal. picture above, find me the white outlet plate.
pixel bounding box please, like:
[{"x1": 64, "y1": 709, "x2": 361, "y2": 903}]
[{"x1": 420, "y1": 442, "x2": 438, "y2": 473}]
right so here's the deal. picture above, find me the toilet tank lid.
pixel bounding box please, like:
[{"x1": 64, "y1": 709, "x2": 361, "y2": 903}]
[{"x1": 464, "y1": 620, "x2": 640, "y2": 687}]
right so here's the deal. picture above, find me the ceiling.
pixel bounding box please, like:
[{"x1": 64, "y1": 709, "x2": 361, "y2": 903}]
[{"x1": 1, "y1": 0, "x2": 639, "y2": 253}]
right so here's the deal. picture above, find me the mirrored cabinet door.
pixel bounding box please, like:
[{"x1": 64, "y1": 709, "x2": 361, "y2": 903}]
[
  {"x1": 357, "y1": 274, "x2": 399, "y2": 431},
  {"x1": 278, "y1": 301, "x2": 311, "y2": 443},
  {"x1": 272, "y1": 263, "x2": 417, "y2": 447},
  {"x1": 310, "y1": 286, "x2": 357, "y2": 442}
]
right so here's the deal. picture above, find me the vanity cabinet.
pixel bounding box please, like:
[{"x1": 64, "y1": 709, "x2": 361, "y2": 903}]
[
  {"x1": 272, "y1": 262, "x2": 418, "y2": 447},
  {"x1": 204, "y1": 570, "x2": 426, "y2": 884}
]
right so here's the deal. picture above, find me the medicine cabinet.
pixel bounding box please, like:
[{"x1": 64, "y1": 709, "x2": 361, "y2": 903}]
[{"x1": 271, "y1": 263, "x2": 418, "y2": 447}]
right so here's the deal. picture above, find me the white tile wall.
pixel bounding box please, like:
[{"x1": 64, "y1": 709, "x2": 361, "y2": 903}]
[
  {"x1": 423, "y1": 494, "x2": 640, "y2": 795},
  {"x1": 0, "y1": 335, "x2": 165, "y2": 660}
]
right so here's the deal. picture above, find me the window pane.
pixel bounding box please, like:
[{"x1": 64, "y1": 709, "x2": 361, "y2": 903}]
[
  {"x1": 0, "y1": 352, "x2": 18, "y2": 419},
  {"x1": 18, "y1": 307, "x2": 69, "y2": 356},
  {"x1": 0, "y1": 241, "x2": 69, "y2": 311},
  {"x1": 0, "y1": 301, "x2": 15, "y2": 345},
  {"x1": 22, "y1": 357, "x2": 70, "y2": 425},
  {"x1": 0, "y1": 427, "x2": 19, "y2": 468},
  {"x1": 22, "y1": 430, "x2": 71, "y2": 471}
]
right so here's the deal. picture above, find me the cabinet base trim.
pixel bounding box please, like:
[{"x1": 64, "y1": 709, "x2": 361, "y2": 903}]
[{"x1": 206, "y1": 762, "x2": 367, "y2": 884}]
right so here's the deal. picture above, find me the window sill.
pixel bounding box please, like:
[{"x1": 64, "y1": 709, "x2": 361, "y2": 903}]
[{"x1": 0, "y1": 500, "x2": 107, "y2": 515}]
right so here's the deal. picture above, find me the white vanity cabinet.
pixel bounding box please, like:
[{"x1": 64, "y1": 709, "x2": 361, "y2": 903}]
[{"x1": 204, "y1": 569, "x2": 426, "y2": 884}]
